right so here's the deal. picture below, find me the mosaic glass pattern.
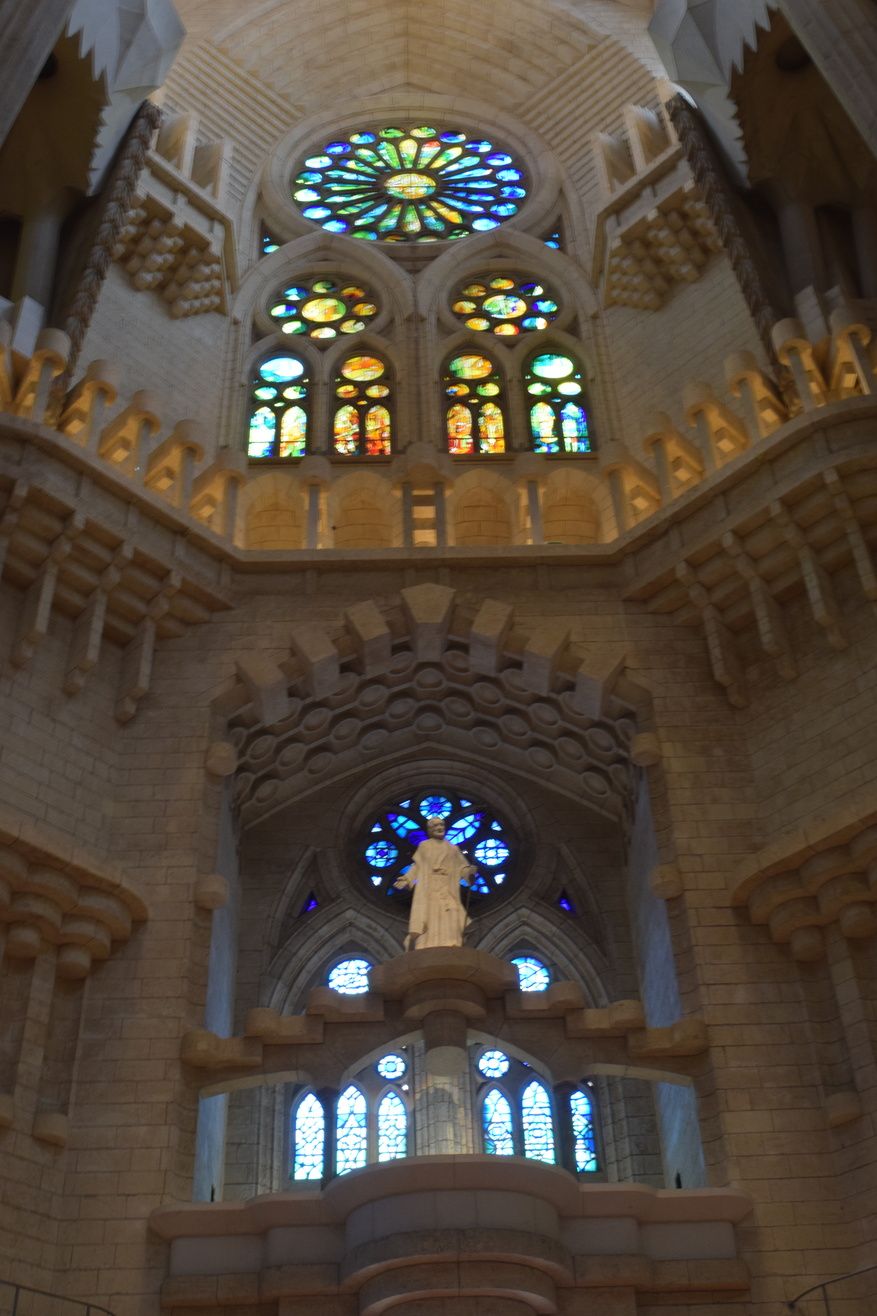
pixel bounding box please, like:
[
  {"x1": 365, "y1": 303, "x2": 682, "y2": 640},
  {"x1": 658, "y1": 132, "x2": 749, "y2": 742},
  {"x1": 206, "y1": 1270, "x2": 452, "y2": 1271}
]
[
  {"x1": 336, "y1": 1085, "x2": 368, "y2": 1175},
  {"x1": 363, "y1": 791, "x2": 511, "y2": 905},
  {"x1": 445, "y1": 353, "x2": 506, "y2": 455},
  {"x1": 452, "y1": 275, "x2": 560, "y2": 336},
  {"x1": 261, "y1": 228, "x2": 280, "y2": 256},
  {"x1": 247, "y1": 354, "x2": 310, "y2": 459},
  {"x1": 377, "y1": 1091, "x2": 408, "y2": 1161},
  {"x1": 570, "y1": 1088, "x2": 598, "y2": 1172},
  {"x1": 268, "y1": 276, "x2": 378, "y2": 341},
  {"x1": 376, "y1": 1053, "x2": 407, "y2": 1080},
  {"x1": 293, "y1": 125, "x2": 527, "y2": 244},
  {"x1": 525, "y1": 351, "x2": 591, "y2": 454},
  {"x1": 482, "y1": 1088, "x2": 515, "y2": 1156},
  {"x1": 478, "y1": 1049, "x2": 510, "y2": 1079},
  {"x1": 521, "y1": 1080, "x2": 556, "y2": 1163},
  {"x1": 292, "y1": 1092, "x2": 325, "y2": 1180},
  {"x1": 334, "y1": 354, "x2": 392, "y2": 455},
  {"x1": 511, "y1": 955, "x2": 551, "y2": 992},
  {"x1": 327, "y1": 958, "x2": 372, "y2": 994}
]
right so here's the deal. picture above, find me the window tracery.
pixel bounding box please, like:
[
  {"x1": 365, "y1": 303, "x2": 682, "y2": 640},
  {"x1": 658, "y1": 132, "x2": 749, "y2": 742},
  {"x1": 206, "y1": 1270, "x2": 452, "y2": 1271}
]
[
  {"x1": 451, "y1": 275, "x2": 560, "y2": 336},
  {"x1": 525, "y1": 350, "x2": 591, "y2": 453},
  {"x1": 327, "y1": 958, "x2": 373, "y2": 994},
  {"x1": 444, "y1": 353, "x2": 506, "y2": 455},
  {"x1": 474, "y1": 1047, "x2": 597, "y2": 1172},
  {"x1": 268, "y1": 276, "x2": 379, "y2": 341},
  {"x1": 363, "y1": 790, "x2": 511, "y2": 904},
  {"x1": 510, "y1": 955, "x2": 551, "y2": 992},
  {"x1": 293, "y1": 126, "x2": 527, "y2": 243},
  {"x1": 336, "y1": 1084, "x2": 368, "y2": 1175},
  {"x1": 377, "y1": 1091, "x2": 408, "y2": 1161},
  {"x1": 333, "y1": 354, "x2": 393, "y2": 456},
  {"x1": 248, "y1": 353, "x2": 310, "y2": 459}
]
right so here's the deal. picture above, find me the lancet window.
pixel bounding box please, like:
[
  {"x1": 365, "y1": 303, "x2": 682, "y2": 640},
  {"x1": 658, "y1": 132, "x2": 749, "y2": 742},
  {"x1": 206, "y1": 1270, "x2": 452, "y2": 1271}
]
[
  {"x1": 333, "y1": 354, "x2": 393, "y2": 456},
  {"x1": 444, "y1": 352, "x2": 506, "y2": 455},
  {"x1": 474, "y1": 1047, "x2": 598, "y2": 1173},
  {"x1": 247, "y1": 353, "x2": 310, "y2": 459},
  {"x1": 525, "y1": 350, "x2": 591, "y2": 453}
]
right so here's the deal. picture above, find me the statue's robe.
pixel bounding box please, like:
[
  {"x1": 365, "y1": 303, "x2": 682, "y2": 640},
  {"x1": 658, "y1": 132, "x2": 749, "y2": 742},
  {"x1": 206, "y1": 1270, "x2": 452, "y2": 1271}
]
[{"x1": 403, "y1": 837, "x2": 470, "y2": 949}]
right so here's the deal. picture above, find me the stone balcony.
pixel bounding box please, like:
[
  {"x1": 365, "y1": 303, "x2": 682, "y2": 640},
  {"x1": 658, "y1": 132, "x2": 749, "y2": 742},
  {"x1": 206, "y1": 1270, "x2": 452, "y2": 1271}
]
[{"x1": 151, "y1": 1156, "x2": 751, "y2": 1314}]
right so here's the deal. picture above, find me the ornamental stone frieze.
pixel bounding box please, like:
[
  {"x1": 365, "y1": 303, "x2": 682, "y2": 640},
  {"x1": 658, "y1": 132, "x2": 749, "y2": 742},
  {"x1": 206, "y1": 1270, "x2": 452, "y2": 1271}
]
[{"x1": 206, "y1": 584, "x2": 645, "y2": 833}]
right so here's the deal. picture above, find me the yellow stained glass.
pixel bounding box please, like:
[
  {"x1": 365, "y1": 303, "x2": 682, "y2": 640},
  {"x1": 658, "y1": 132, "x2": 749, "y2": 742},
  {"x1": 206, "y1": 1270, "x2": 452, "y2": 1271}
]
[
  {"x1": 466, "y1": 317, "x2": 491, "y2": 331},
  {"x1": 279, "y1": 405, "x2": 307, "y2": 458},
  {"x1": 365, "y1": 405, "x2": 391, "y2": 456},
  {"x1": 337, "y1": 384, "x2": 358, "y2": 398},
  {"x1": 334, "y1": 404, "x2": 360, "y2": 455},
  {"x1": 352, "y1": 302, "x2": 377, "y2": 316},
  {"x1": 449, "y1": 354, "x2": 493, "y2": 380},
  {"x1": 462, "y1": 284, "x2": 487, "y2": 296},
  {"x1": 311, "y1": 327, "x2": 336, "y2": 339},
  {"x1": 341, "y1": 286, "x2": 366, "y2": 299},
  {"x1": 478, "y1": 401, "x2": 505, "y2": 453},
  {"x1": 447, "y1": 402, "x2": 474, "y2": 455},
  {"x1": 340, "y1": 319, "x2": 366, "y2": 333},
  {"x1": 342, "y1": 356, "x2": 385, "y2": 382},
  {"x1": 489, "y1": 277, "x2": 515, "y2": 289},
  {"x1": 366, "y1": 383, "x2": 390, "y2": 398},
  {"x1": 494, "y1": 324, "x2": 519, "y2": 336},
  {"x1": 302, "y1": 296, "x2": 346, "y2": 323},
  {"x1": 453, "y1": 300, "x2": 477, "y2": 314}
]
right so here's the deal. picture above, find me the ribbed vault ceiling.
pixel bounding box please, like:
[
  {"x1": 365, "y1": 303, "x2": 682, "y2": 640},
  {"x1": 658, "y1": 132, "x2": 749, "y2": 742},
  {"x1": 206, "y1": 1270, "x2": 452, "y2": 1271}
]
[{"x1": 169, "y1": 0, "x2": 651, "y2": 107}]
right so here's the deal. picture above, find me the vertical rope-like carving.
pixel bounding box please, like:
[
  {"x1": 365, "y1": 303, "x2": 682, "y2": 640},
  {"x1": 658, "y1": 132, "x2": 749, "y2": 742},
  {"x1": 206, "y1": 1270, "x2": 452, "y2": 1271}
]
[
  {"x1": 667, "y1": 94, "x2": 784, "y2": 374},
  {"x1": 57, "y1": 100, "x2": 161, "y2": 394}
]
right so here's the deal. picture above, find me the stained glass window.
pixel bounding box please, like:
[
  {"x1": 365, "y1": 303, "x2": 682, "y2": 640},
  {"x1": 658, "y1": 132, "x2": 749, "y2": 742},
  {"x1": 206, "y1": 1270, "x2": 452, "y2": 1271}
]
[
  {"x1": 452, "y1": 275, "x2": 560, "y2": 337},
  {"x1": 336, "y1": 1085, "x2": 368, "y2": 1175},
  {"x1": 482, "y1": 1088, "x2": 515, "y2": 1156},
  {"x1": 247, "y1": 354, "x2": 310, "y2": 459},
  {"x1": 525, "y1": 351, "x2": 591, "y2": 454},
  {"x1": 293, "y1": 126, "x2": 527, "y2": 244},
  {"x1": 292, "y1": 1092, "x2": 325, "y2": 1180},
  {"x1": 377, "y1": 1091, "x2": 408, "y2": 1161},
  {"x1": 444, "y1": 353, "x2": 506, "y2": 455},
  {"x1": 376, "y1": 1053, "x2": 407, "y2": 1080},
  {"x1": 511, "y1": 956, "x2": 551, "y2": 992},
  {"x1": 570, "y1": 1088, "x2": 598, "y2": 1172},
  {"x1": 333, "y1": 355, "x2": 392, "y2": 456},
  {"x1": 478, "y1": 1049, "x2": 510, "y2": 1079},
  {"x1": 363, "y1": 790, "x2": 512, "y2": 905},
  {"x1": 268, "y1": 277, "x2": 378, "y2": 342},
  {"x1": 521, "y1": 1080, "x2": 556, "y2": 1163},
  {"x1": 544, "y1": 229, "x2": 561, "y2": 250},
  {"x1": 261, "y1": 228, "x2": 280, "y2": 256},
  {"x1": 327, "y1": 958, "x2": 372, "y2": 994}
]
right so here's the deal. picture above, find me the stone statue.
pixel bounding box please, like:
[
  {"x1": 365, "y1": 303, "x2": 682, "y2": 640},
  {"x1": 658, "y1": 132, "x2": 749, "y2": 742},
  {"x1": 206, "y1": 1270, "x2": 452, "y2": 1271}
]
[{"x1": 394, "y1": 816, "x2": 477, "y2": 951}]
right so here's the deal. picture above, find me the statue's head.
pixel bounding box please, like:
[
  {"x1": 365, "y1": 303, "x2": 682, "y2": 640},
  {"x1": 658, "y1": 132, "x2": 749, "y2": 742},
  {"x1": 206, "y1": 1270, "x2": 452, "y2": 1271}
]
[{"x1": 426, "y1": 816, "x2": 446, "y2": 839}]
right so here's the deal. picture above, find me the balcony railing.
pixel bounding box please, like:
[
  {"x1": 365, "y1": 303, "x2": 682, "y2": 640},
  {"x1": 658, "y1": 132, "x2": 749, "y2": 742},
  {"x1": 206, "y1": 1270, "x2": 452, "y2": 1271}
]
[
  {"x1": 0, "y1": 1280, "x2": 114, "y2": 1316},
  {"x1": 787, "y1": 1262, "x2": 877, "y2": 1312}
]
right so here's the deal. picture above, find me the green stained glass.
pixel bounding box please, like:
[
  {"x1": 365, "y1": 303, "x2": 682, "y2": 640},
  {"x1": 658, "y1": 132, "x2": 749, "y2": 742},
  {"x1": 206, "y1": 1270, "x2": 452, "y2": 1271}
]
[
  {"x1": 531, "y1": 353, "x2": 574, "y2": 379},
  {"x1": 525, "y1": 351, "x2": 591, "y2": 454},
  {"x1": 293, "y1": 125, "x2": 527, "y2": 243},
  {"x1": 266, "y1": 276, "x2": 378, "y2": 341}
]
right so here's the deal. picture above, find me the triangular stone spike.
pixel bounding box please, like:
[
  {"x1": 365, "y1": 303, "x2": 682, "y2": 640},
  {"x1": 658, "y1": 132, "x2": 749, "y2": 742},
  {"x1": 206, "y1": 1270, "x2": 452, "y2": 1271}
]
[
  {"x1": 290, "y1": 623, "x2": 340, "y2": 697},
  {"x1": 400, "y1": 584, "x2": 456, "y2": 662}
]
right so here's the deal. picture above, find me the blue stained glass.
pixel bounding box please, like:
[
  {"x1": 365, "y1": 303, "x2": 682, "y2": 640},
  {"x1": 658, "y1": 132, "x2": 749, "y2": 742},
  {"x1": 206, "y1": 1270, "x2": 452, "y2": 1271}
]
[
  {"x1": 328, "y1": 958, "x2": 372, "y2": 994},
  {"x1": 483, "y1": 1089, "x2": 514, "y2": 1156},
  {"x1": 300, "y1": 893, "x2": 319, "y2": 913},
  {"x1": 474, "y1": 838, "x2": 510, "y2": 867},
  {"x1": 521, "y1": 1080, "x2": 555, "y2": 1163},
  {"x1": 544, "y1": 231, "x2": 561, "y2": 249},
  {"x1": 377, "y1": 1091, "x2": 408, "y2": 1161},
  {"x1": 365, "y1": 840, "x2": 399, "y2": 868},
  {"x1": 294, "y1": 126, "x2": 526, "y2": 243},
  {"x1": 491, "y1": 820, "x2": 503, "y2": 832},
  {"x1": 470, "y1": 875, "x2": 490, "y2": 894},
  {"x1": 370, "y1": 874, "x2": 382, "y2": 887},
  {"x1": 494, "y1": 872, "x2": 506, "y2": 884},
  {"x1": 376, "y1": 1053, "x2": 406, "y2": 1080},
  {"x1": 420, "y1": 795, "x2": 453, "y2": 819},
  {"x1": 292, "y1": 1093, "x2": 325, "y2": 1180},
  {"x1": 571, "y1": 1089, "x2": 598, "y2": 1172},
  {"x1": 260, "y1": 356, "x2": 304, "y2": 383},
  {"x1": 511, "y1": 956, "x2": 551, "y2": 992},
  {"x1": 478, "y1": 1049, "x2": 510, "y2": 1078},
  {"x1": 558, "y1": 891, "x2": 576, "y2": 914},
  {"x1": 248, "y1": 407, "x2": 276, "y2": 459},
  {"x1": 446, "y1": 813, "x2": 483, "y2": 843},
  {"x1": 387, "y1": 813, "x2": 424, "y2": 840},
  {"x1": 336, "y1": 1085, "x2": 367, "y2": 1175}
]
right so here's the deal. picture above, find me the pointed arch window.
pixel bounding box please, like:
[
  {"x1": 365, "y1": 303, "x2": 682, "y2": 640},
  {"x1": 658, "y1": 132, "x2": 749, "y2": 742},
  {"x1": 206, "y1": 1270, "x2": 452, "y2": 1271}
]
[
  {"x1": 248, "y1": 353, "x2": 310, "y2": 459},
  {"x1": 510, "y1": 955, "x2": 551, "y2": 992},
  {"x1": 521, "y1": 1079, "x2": 556, "y2": 1164},
  {"x1": 444, "y1": 352, "x2": 506, "y2": 455},
  {"x1": 333, "y1": 354, "x2": 393, "y2": 456},
  {"x1": 336, "y1": 1084, "x2": 368, "y2": 1175},
  {"x1": 525, "y1": 351, "x2": 591, "y2": 454},
  {"x1": 377, "y1": 1090, "x2": 408, "y2": 1161},
  {"x1": 570, "y1": 1087, "x2": 598, "y2": 1172},
  {"x1": 482, "y1": 1088, "x2": 515, "y2": 1156},
  {"x1": 291, "y1": 1091, "x2": 326, "y2": 1180}
]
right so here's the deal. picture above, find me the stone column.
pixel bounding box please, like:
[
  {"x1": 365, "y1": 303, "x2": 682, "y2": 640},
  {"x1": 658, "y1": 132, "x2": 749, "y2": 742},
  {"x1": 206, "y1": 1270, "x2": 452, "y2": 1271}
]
[
  {"x1": 412, "y1": 1041, "x2": 475, "y2": 1156},
  {"x1": 553, "y1": 1081, "x2": 578, "y2": 1176}
]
